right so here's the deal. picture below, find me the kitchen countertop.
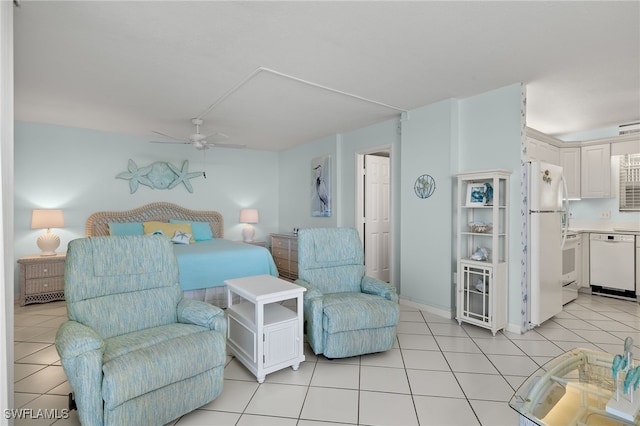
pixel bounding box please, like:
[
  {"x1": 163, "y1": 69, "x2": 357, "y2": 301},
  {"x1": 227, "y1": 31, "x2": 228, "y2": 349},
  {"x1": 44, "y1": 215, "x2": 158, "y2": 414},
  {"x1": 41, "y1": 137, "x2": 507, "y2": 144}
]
[{"x1": 569, "y1": 220, "x2": 640, "y2": 235}]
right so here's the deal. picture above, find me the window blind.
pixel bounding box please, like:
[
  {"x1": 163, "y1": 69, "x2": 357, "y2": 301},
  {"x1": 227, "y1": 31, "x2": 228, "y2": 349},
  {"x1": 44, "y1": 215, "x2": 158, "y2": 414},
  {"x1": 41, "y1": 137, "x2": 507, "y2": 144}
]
[{"x1": 619, "y1": 153, "x2": 640, "y2": 211}]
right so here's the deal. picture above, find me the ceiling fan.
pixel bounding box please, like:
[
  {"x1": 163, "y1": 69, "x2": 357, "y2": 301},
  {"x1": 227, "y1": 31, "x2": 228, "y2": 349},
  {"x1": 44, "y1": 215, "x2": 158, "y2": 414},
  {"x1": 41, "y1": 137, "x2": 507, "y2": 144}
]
[{"x1": 150, "y1": 118, "x2": 245, "y2": 150}]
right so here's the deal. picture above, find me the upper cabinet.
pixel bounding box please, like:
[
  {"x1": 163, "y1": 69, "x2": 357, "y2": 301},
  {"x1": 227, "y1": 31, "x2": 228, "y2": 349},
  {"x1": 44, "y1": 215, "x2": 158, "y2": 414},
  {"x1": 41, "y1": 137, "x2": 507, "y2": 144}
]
[
  {"x1": 581, "y1": 143, "x2": 611, "y2": 198},
  {"x1": 559, "y1": 147, "x2": 581, "y2": 199},
  {"x1": 526, "y1": 129, "x2": 560, "y2": 165},
  {"x1": 527, "y1": 128, "x2": 638, "y2": 200}
]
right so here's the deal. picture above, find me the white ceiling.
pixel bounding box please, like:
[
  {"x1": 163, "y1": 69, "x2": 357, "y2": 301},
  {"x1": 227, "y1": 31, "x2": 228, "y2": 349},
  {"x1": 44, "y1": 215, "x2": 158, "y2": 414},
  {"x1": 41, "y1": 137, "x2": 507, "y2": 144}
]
[{"x1": 13, "y1": 1, "x2": 640, "y2": 151}]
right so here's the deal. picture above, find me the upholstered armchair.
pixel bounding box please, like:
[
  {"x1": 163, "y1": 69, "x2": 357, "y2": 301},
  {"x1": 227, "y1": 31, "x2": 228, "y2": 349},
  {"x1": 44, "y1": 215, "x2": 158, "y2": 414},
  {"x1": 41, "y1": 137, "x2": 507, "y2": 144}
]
[
  {"x1": 295, "y1": 228, "x2": 399, "y2": 358},
  {"x1": 55, "y1": 235, "x2": 227, "y2": 426}
]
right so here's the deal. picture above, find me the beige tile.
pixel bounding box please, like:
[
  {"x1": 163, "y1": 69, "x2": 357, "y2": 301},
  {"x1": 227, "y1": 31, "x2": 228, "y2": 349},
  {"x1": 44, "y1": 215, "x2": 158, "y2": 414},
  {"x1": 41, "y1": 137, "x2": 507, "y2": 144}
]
[
  {"x1": 199, "y1": 379, "x2": 259, "y2": 413},
  {"x1": 360, "y1": 348, "x2": 404, "y2": 368},
  {"x1": 244, "y1": 383, "x2": 307, "y2": 418},
  {"x1": 14, "y1": 366, "x2": 67, "y2": 394},
  {"x1": 310, "y1": 362, "x2": 359, "y2": 389},
  {"x1": 359, "y1": 390, "x2": 418, "y2": 426},
  {"x1": 360, "y1": 365, "x2": 410, "y2": 394},
  {"x1": 413, "y1": 395, "x2": 479, "y2": 426},
  {"x1": 300, "y1": 387, "x2": 358, "y2": 424},
  {"x1": 406, "y1": 369, "x2": 465, "y2": 398}
]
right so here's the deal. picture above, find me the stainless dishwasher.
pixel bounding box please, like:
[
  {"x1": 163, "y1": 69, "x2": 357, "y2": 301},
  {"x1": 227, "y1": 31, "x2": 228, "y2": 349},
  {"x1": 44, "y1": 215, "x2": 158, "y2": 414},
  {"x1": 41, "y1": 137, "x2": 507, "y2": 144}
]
[{"x1": 590, "y1": 233, "x2": 636, "y2": 299}]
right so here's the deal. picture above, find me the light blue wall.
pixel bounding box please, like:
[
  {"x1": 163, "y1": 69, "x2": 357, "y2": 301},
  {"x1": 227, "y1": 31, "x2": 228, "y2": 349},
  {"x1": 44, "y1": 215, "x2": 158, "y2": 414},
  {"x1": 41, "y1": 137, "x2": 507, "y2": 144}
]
[
  {"x1": 277, "y1": 118, "x2": 402, "y2": 286},
  {"x1": 14, "y1": 121, "x2": 280, "y2": 296},
  {"x1": 399, "y1": 99, "x2": 457, "y2": 311},
  {"x1": 278, "y1": 84, "x2": 525, "y2": 325},
  {"x1": 16, "y1": 83, "x2": 527, "y2": 323},
  {"x1": 277, "y1": 134, "x2": 339, "y2": 232},
  {"x1": 458, "y1": 83, "x2": 524, "y2": 326}
]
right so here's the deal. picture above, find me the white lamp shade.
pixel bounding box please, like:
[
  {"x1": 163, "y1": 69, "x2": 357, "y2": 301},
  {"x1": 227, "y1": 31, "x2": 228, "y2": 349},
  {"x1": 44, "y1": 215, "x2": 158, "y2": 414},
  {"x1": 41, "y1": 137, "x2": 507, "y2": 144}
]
[
  {"x1": 31, "y1": 209, "x2": 65, "y2": 229},
  {"x1": 31, "y1": 209, "x2": 64, "y2": 256},
  {"x1": 239, "y1": 209, "x2": 259, "y2": 224}
]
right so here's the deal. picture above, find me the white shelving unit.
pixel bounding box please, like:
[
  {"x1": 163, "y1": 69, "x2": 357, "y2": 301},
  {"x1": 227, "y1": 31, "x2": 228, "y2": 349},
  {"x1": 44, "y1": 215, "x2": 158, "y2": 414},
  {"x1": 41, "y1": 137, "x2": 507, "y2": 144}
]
[{"x1": 455, "y1": 170, "x2": 510, "y2": 336}]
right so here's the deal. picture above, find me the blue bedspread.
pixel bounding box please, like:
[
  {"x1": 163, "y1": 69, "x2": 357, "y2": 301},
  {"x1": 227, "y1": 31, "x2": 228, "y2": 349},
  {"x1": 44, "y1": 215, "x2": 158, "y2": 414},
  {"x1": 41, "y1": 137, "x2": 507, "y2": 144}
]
[{"x1": 173, "y1": 239, "x2": 278, "y2": 291}]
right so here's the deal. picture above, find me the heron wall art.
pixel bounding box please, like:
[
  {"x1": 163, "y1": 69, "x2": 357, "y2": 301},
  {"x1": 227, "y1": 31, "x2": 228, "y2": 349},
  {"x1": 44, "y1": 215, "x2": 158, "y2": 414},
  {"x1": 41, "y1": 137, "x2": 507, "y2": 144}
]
[{"x1": 311, "y1": 156, "x2": 331, "y2": 217}]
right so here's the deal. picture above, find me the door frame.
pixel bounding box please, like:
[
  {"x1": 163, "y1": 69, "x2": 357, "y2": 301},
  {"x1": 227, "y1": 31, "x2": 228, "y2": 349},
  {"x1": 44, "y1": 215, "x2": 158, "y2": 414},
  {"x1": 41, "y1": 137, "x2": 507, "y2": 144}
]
[{"x1": 355, "y1": 145, "x2": 393, "y2": 281}]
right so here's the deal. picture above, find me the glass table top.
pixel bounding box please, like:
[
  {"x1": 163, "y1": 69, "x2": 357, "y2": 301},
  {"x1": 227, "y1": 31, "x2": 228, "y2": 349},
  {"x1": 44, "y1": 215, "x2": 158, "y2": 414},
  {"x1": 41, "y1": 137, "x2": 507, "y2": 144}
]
[{"x1": 509, "y1": 348, "x2": 640, "y2": 426}]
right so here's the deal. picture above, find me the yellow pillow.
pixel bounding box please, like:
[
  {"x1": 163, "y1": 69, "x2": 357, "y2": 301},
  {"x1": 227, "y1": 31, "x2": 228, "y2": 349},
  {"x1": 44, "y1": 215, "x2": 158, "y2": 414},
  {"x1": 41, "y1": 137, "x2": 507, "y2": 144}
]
[{"x1": 143, "y1": 221, "x2": 195, "y2": 243}]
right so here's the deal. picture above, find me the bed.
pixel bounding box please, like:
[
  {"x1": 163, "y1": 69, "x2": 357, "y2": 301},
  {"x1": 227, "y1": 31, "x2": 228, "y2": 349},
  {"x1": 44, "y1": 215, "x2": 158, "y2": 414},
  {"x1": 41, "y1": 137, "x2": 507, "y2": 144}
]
[{"x1": 86, "y1": 202, "x2": 278, "y2": 307}]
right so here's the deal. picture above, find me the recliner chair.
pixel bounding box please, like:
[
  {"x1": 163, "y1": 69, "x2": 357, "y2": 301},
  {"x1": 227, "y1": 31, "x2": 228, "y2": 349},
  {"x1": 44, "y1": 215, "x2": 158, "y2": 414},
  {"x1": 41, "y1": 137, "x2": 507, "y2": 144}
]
[
  {"x1": 295, "y1": 227, "x2": 399, "y2": 358},
  {"x1": 55, "y1": 235, "x2": 227, "y2": 426}
]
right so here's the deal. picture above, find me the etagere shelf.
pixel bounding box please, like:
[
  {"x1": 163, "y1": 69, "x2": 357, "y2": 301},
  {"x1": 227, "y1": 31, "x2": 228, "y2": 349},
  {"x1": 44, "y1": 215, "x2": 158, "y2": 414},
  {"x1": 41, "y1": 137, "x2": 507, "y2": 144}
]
[{"x1": 455, "y1": 169, "x2": 510, "y2": 336}]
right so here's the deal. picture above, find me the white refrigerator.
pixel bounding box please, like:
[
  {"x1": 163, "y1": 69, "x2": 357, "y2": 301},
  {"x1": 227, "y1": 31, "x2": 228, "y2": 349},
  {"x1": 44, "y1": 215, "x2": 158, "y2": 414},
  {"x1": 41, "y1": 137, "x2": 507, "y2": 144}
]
[{"x1": 527, "y1": 160, "x2": 568, "y2": 326}]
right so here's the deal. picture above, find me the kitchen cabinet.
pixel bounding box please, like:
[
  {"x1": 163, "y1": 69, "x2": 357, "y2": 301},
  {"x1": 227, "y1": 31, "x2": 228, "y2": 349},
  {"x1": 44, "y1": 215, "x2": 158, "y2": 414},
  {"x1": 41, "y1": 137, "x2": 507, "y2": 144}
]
[
  {"x1": 455, "y1": 170, "x2": 510, "y2": 335},
  {"x1": 559, "y1": 147, "x2": 581, "y2": 199},
  {"x1": 581, "y1": 143, "x2": 611, "y2": 198},
  {"x1": 526, "y1": 135, "x2": 560, "y2": 165}
]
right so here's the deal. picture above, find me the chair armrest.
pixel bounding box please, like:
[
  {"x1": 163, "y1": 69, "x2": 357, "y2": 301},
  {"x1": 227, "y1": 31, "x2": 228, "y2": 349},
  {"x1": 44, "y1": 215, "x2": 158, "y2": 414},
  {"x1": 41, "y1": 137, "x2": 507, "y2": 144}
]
[
  {"x1": 55, "y1": 320, "x2": 104, "y2": 359},
  {"x1": 55, "y1": 321, "x2": 105, "y2": 426},
  {"x1": 294, "y1": 278, "x2": 323, "y2": 300},
  {"x1": 177, "y1": 298, "x2": 227, "y2": 334},
  {"x1": 295, "y1": 279, "x2": 325, "y2": 355},
  {"x1": 361, "y1": 276, "x2": 398, "y2": 303}
]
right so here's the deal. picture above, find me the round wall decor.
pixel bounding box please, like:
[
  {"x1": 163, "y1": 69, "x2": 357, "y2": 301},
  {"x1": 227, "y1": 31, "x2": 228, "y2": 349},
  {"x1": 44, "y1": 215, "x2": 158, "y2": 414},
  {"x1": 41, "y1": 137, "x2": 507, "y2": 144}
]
[{"x1": 414, "y1": 174, "x2": 436, "y2": 199}]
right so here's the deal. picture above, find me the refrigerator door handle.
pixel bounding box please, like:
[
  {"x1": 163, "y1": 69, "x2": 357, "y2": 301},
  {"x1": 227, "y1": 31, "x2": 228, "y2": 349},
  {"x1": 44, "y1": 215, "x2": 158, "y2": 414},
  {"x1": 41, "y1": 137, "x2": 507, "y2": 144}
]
[{"x1": 560, "y1": 175, "x2": 569, "y2": 250}]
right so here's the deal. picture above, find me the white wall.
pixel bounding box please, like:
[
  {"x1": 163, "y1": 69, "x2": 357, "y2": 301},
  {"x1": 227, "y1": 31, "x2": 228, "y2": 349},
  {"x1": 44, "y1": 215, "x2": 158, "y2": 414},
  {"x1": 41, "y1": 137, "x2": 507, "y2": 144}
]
[{"x1": 14, "y1": 121, "x2": 280, "y2": 297}]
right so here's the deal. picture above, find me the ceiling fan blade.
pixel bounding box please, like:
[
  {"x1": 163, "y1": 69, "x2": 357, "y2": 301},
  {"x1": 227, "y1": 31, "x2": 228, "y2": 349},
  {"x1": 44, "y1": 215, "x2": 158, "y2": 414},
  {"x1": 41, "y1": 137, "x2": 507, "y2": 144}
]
[
  {"x1": 206, "y1": 142, "x2": 247, "y2": 149},
  {"x1": 151, "y1": 130, "x2": 188, "y2": 142},
  {"x1": 203, "y1": 132, "x2": 229, "y2": 142},
  {"x1": 150, "y1": 140, "x2": 192, "y2": 145}
]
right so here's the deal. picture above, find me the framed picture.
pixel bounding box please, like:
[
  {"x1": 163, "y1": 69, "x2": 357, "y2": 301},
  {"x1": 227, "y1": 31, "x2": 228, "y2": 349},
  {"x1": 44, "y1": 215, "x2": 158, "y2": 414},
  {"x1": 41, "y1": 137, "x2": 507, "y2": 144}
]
[
  {"x1": 466, "y1": 183, "x2": 486, "y2": 207},
  {"x1": 311, "y1": 156, "x2": 331, "y2": 217}
]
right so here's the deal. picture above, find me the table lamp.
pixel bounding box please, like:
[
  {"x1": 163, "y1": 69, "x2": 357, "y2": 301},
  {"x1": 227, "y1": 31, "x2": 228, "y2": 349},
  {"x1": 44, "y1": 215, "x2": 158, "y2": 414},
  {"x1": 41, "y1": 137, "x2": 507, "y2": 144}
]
[
  {"x1": 31, "y1": 209, "x2": 64, "y2": 256},
  {"x1": 240, "y1": 208, "x2": 259, "y2": 242}
]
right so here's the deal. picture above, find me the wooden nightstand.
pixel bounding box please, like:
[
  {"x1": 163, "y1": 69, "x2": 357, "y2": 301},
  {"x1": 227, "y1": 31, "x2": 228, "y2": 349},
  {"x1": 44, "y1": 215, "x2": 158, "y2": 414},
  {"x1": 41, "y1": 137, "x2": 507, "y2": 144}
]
[
  {"x1": 18, "y1": 253, "x2": 66, "y2": 306},
  {"x1": 270, "y1": 233, "x2": 298, "y2": 281}
]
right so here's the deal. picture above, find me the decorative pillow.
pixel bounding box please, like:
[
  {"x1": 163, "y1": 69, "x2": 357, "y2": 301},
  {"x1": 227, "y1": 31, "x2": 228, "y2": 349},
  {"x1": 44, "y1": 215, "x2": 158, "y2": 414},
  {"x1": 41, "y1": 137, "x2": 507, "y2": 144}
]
[
  {"x1": 142, "y1": 221, "x2": 194, "y2": 243},
  {"x1": 108, "y1": 222, "x2": 144, "y2": 236},
  {"x1": 171, "y1": 230, "x2": 192, "y2": 245},
  {"x1": 169, "y1": 220, "x2": 214, "y2": 241}
]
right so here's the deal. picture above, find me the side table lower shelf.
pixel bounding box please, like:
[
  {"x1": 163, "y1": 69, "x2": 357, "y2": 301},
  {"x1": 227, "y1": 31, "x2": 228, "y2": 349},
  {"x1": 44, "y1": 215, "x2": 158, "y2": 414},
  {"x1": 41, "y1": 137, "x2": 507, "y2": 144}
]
[{"x1": 227, "y1": 302, "x2": 302, "y2": 382}]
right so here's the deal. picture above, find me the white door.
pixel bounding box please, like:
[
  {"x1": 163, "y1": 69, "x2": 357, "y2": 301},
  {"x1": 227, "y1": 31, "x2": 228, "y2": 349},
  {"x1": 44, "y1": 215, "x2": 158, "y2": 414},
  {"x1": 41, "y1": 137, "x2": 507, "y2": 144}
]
[{"x1": 364, "y1": 155, "x2": 390, "y2": 282}]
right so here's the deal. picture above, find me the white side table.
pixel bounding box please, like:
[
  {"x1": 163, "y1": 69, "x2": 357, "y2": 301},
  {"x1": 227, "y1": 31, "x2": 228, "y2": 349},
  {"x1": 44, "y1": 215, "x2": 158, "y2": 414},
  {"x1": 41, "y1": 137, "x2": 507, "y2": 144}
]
[{"x1": 225, "y1": 274, "x2": 306, "y2": 383}]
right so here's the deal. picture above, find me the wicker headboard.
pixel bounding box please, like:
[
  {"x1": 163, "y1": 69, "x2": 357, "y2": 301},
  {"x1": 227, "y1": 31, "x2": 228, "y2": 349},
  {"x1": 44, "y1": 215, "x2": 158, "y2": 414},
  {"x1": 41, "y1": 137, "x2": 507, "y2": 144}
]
[{"x1": 86, "y1": 202, "x2": 224, "y2": 238}]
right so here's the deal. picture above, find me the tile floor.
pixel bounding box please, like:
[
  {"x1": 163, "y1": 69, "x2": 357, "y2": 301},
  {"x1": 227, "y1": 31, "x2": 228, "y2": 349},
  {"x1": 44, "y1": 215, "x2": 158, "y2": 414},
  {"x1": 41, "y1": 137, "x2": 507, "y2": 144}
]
[{"x1": 12, "y1": 292, "x2": 640, "y2": 425}]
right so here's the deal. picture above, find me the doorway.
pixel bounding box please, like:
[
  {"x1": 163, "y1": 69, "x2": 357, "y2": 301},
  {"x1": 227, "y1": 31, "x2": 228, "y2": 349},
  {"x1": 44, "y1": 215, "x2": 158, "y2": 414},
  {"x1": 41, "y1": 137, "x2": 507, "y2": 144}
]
[{"x1": 356, "y1": 149, "x2": 391, "y2": 282}]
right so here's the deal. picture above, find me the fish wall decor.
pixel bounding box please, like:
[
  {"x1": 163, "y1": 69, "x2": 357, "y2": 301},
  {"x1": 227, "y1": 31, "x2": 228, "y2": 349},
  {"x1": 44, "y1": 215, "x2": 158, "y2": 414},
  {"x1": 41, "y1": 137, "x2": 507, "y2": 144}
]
[{"x1": 116, "y1": 159, "x2": 203, "y2": 193}]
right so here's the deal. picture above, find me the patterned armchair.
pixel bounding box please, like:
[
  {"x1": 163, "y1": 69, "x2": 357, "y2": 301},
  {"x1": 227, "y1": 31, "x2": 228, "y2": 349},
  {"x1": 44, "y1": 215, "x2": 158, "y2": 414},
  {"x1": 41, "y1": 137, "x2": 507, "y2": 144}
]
[
  {"x1": 55, "y1": 235, "x2": 227, "y2": 426},
  {"x1": 295, "y1": 228, "x2": 399, "y2": 358}
]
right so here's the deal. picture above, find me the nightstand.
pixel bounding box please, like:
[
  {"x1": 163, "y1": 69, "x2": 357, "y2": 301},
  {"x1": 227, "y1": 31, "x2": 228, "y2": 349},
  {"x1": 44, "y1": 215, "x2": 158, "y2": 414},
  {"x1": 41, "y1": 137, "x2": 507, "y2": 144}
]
[
  {"x1": 270, "y1": 233, "x2": 298, "y2": 281},
  {"x1": 18, "y1": 253, "x2": 66, "y2": 306}
]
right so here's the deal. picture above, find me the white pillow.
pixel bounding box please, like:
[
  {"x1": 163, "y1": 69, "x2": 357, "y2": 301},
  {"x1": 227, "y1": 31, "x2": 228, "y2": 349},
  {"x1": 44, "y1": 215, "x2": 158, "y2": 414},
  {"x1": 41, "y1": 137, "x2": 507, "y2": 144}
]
[{"x1": 171, "y1": 230, "x2": 192, "y2": 245}]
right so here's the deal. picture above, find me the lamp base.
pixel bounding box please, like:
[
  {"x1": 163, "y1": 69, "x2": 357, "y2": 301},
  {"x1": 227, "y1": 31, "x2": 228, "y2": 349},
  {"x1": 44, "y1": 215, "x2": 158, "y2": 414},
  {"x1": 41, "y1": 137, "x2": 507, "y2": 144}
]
[
  {"x1": 37, "y1": 230, "x2": 60, "y2": 256},
  {"x1": 242, "y1": 224, "x2": 255, "y2": 242}
]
